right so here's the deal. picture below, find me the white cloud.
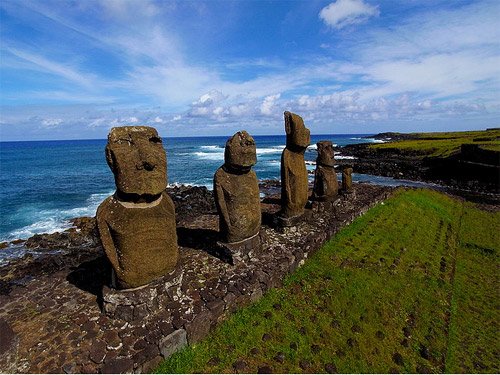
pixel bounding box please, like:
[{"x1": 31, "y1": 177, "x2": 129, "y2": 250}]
[
  {"x1": 260, "y1": 94, "x2": 281, "y2": 115},
  {"x1": 2, "y1": 0, "x2": 499, "y2": 139},
  {"x1": 98, "y1": 0, "x2": 161, "y2": 20},
  {"x1": 41, "y1": 118, "x2": 63, "y2": 128},
  {"x1": 4, "y1": 48, "x2": 96, "y2": 88},
  {"x1": 319, "y1": 0, "x2": 379, "y2": 29},
  {"x1": 192, "y1": 90, "x2": 226, "y2": 106}
]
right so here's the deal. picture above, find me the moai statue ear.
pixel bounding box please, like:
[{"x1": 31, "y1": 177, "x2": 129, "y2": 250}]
[
  {"x1": 105, "y1": 144, "x2": 116, "y2": 173},
  {"x1": 284, "y1": 111, "x2": 292, "y2": 135}
]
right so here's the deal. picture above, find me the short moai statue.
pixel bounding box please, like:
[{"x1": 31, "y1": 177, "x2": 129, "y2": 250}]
[
  {"x1": 96, "y1": 126, "x2": 178, "y2": 289},
  {"x1": 214, "y1": 131, "x2": 261, "y2": 262},
  {"x1": 312, "y1": 141, "x2": 338, "y2": 201},
  {"x1": 279, "y1": 111, "x2": 311, "y2": 225},
  {"x1": 342, "y1": 167, "x2": 353, "y2": 194}
]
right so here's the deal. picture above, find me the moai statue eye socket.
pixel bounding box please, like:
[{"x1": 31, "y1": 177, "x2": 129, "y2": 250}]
[
  {"x1": 149, "y1": 136, "x2": 162, "y2": 144},
  {"x1": 105, "y1": 126, "x2": 167, "y2": 196},
  {"x1": 224, "y1": 131, "x2": 257, "y2": 169}
]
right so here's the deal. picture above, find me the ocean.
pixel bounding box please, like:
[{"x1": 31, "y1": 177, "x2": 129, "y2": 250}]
[{"x1": 0, "y1": 134, "x2": 427, "y2": 242}]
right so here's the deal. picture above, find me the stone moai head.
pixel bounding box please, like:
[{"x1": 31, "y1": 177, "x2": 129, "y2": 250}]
[
  {"x1": 105, "y1": 126, "x2": 167, "y2": 197},
  {"x1": 316, "y1": 141, "x2": 335, "y2": 167},
  {"x1": 342, "y1": 166, "x2": 353, "y2": 193},
  {"x1": 284, "y1": 111, "x2": 310, "y2": 150},
  {"x1": 224, "y1": 131, "x2": 257, "y2": 171}
]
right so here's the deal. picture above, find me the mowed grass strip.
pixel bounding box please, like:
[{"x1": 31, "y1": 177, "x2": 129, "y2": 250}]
[
  {"x1": 155, "y1": 189, "x2": 499, "y2": 374},
  {"x1": 370, "y1": 129, "x2": 500, "y2": 158}
]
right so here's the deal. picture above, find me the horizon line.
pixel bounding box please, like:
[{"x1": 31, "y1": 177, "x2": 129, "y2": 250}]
[{"x1": 0, "y1": 132, "x2": 378, "y2": 143}]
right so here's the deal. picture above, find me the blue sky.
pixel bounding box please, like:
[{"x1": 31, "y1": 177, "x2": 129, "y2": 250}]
[{"x1": 1, "y1": 0, "x2": 499, "y2": 140}]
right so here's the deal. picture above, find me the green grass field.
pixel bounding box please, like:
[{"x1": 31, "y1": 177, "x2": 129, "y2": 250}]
[
  {"x1": 156, "y1": 189, "x2": 499, "y2": 374},
  {"x1": 370, "y1": 129, "x2": 500, "y2": 158}
]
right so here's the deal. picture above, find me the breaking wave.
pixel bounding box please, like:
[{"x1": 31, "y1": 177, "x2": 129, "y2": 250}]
[{"x1": 2, "y1": 191, "x2": 112, "y2": 242}]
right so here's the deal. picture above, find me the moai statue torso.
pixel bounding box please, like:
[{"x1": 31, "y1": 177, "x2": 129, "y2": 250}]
[
  {"x1": 342, "y1": 167, "x2": 353, "y2": 194},
  {"x1": 96, "y1": 126, "x2": 178, "y2": 289},
  {"x1": 313, "y1": 141, "x2": 338, "y2": 201},
  {"x1": 214, "y1": 131, "x2": 261, "y2": 243},
  {"x1": 280, "y1": 111, "x2": 311, "y2": 218}
]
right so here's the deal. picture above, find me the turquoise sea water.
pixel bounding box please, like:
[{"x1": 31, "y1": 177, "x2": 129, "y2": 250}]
[{"x1": 0, "y1": 134, "x2": 430, "y2": 242}]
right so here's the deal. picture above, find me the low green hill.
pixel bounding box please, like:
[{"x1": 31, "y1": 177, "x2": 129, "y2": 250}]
[
  {"x1": 370, "y1": 129, "x2": 500, "y2": 158},
  {"x1": 156, "y1": 189, "x2": 499, "y2": 373}
]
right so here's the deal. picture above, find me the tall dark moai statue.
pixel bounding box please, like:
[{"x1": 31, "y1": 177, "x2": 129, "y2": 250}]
[
  {"x1": 279, "y1": 111, "x2": 311, "y2": 224},
  {"x1": 96, "y1": 126, "x2": 178, "y2": 289},
  {"x1": 214, "y1": 131, "x2": 261, "y2": 245},
  {"x1": 342, "y1": 166, "x2": 353, "y2": 194},
  {"x1": 312, "y1": 141, "x2": 338, "y2": 201}
]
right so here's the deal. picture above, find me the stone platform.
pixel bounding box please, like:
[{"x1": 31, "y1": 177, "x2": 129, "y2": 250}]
[
  {"x1": 215, "y1": 233, "x2": 262, "y2": 266},
  {"x1": 0, "y1": 184, "x2": 393, "y2": 373}
]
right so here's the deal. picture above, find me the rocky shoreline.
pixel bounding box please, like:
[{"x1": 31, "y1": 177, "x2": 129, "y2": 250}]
[
  {"x1": 0, "y1": 182, "x2": 394, "y2": 373},
  {"x1": 335, "y1": 133, "x2": 500, "y2": 204}
]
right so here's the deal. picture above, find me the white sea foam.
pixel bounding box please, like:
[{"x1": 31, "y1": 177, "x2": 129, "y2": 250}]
[
  {"x1": 336, "y1": 155, "x2": 357, "y2": 160},
  {"x1": 194, "y1": 145, "x2": 284, "y2": 159},
  {"x1": 350, "y1": 137, "x2": 386, "y2": 143},
  {"x1": 193, "y1": 151, "x2": 225, "y2": 160},
  {"x1": 168, "y1": 181, "x2": 213, "y2": 190},
  {"x1": 257, "y1": 145, "x2": 285, "y2": 154},
  {"x1": 200, "y1": 145, "x2": 222, "y2": 150},
  {"x1": 9, "y1": 217, "x2": 72, "y2": 240},
  {"x1": 3, "y1": 191, "x2": 113, "y2": 242},
  {"x1": 307, "y1": 143, "x2": 337, "y2": 151},
  {"x1": 264, "y1": 160, "x2": 281, "y2": 166}
]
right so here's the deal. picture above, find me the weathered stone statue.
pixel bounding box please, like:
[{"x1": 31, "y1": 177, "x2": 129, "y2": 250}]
[
  {"x1": 279, "y1": 111, "x2": 311, "y2": 223},
  {"x1": 312, "y1": 141, "x2": 338, "y2": 201},
  {"x1": 214, "y1": 131, "x2": 261, "y2": 244},
  {"x1": 342, "y1": 167, "x2": 353, "y2": 194},
  {"x1": 97, "y1": 126, "x2": 178, "y2": 289}
]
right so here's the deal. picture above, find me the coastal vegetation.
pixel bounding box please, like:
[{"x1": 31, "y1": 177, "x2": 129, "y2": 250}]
[
  {"x1": 156, "y1": 188, "x2": 499, "y2": 373},
  {"x1": 369, "y1": 129, "x2": 500, "y2": 158}
]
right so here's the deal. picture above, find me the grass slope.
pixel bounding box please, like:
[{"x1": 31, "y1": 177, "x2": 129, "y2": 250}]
[
  {"x1": 156, "y1": 189, "x2": 499, "y2": 374},
  {"x1": 370, "y1": 129, "x2": 500, "y2": 158}
]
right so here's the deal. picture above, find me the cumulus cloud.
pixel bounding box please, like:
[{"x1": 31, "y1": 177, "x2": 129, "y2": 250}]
[
  {"x1": 260, "y1": 94, "x2": 281, "y2": 115},
  {"x1": 319, "y1": 0, "x2": 379, "y2": 29}
]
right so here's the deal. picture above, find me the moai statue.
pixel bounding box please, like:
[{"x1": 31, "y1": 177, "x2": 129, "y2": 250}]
[
  {"x1": 342, "y1": 167, "x2": 353, "y2": 194},
  {"x1": 279, "y1": 111, "x2": 311, "y2": 225},
  {"x1": 97, "y1": 126, "x2": 178, "y2": 289},
  {"x1": 312, "y1": 141, "x2": 338, "y2": 201},
  {"x1": 214, "y1": 131, "x2": 261, "y2": 246}
]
